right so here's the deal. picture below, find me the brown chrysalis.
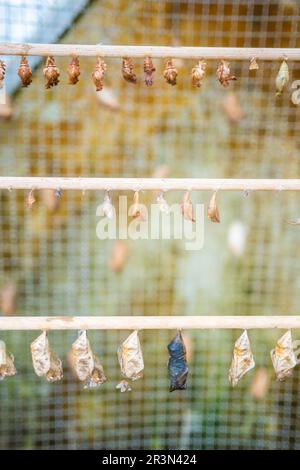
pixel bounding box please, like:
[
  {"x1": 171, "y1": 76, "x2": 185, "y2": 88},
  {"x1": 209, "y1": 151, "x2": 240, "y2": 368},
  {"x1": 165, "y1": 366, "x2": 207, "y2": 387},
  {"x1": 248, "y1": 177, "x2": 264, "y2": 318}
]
[
  {"x1": 67, "y1": 56, "x2": 80, "y2": 85},
  {"x1": 43, "y1": 56, "x2": 60, "y2": 89},
  {"x1": 144, "y1": 56, "x2": 155, "y2": 86},
  {"x1": 92, "y1": 57, "x2": 107, "y2": 91},
  {"x1": 163, "y1": 59, "x2": 178, "y2": 86},
  {"x1": 216, "y1": 60, "x2": 237, "y2": 87},
  {"x1": 191, "y1": 60, "x2": 206, "y2": 88},
  {"x1": 18, "y1": 56, "x2": 32, "y2": 87},
  {"x1": 122, "y1": 57, "x2": 137, "y2": 84}
]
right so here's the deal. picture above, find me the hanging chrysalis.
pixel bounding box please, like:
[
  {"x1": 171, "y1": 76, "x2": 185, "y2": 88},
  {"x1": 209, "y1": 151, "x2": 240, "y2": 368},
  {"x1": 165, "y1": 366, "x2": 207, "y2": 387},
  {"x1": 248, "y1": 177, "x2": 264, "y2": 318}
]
[
  {"x1": 207, "y1": 191, "x2": 220, "y2": 223},
  {"x1": 108, "y1": 240, "x2": 129, "y2": 273},
  {"x1": 144, "y1": 56, "x2": 155, "y2": 86},
  {"x1": 0, "y1": 340, "x2": 16, "y2": 380},
  {"x1": 0, "y1": 60, "x2": 5, "y2": 89},
  {"x1": 222, "y1": 92, "x2": 244, "y2": 123},
  {"x1": 249, "y1": 57, "x2": 259, "y2": 71},
  {"x1": 31, "y1": 331, "x2": 63, "y2": 382},
  {"x1": 101, "y1": 191, "x2": 114, "y2": 219},
  {"x1": 130, "y1": 191, "x2": 145, "y2": 220},
  {"x1": 116, "y1": 330, "x2": 144, "y2": 392},
  {"x1": 17, "y1": 56, "x2": 32, "y2": 87},
  {"x1": 0, "y1": 282, "x2": 17, "y2": 316},
  {"x1": 181, "y1": 191, "x2": 195, "y2": 222},
  {"x1": 67, "y1": 56, "x2": 80, "y2": 85},
  {"x1": 276, "y1": 60, "x2": 289, "y2": 97},
  {"x1": 287, "y1": 217, "x2": 300, "y2": 225},
  {"x1": 26, "y1": 189, "x2": 36, "y2": 209},
  {"x1": 216, "y1": 60, "x2": 237, "y2": 87},
  {"x1": 168, "y1": 331, "x2": 188, "y2": 392},
  {"x1": 71, "y1": 330, "x2": 106, "y2": 389},
  {"x1": 229, "y1": 330, "x2": 255, "y2": 386},
  {"x1": 270, "y1": 330, "x2": 297, "y2": 381},
  {"x1": 92, "y1": 57, "x2": 107, "y2": 91},
  {"x1": 122, "y1": 57, "x2": 137, "y2": 84},
  {"x1": 163, "y1": 59, "x2": 178, "y2": 86},
  {"x1": 43, "y1": 56, "x2": 60, "y2": 89},
  {"x1": 191, "y1": 60, "x2": 206, "y2": 88},
  {"x1": 156, "y1": 192, "x2": 169, "y2": 214}
]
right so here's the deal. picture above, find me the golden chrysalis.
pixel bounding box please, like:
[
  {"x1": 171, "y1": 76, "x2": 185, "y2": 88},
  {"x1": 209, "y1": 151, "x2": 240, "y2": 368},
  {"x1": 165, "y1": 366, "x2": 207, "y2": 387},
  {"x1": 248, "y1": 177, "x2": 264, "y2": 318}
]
[{"x1": 276, "y1": 60, "x2": 289, "y2": 97}]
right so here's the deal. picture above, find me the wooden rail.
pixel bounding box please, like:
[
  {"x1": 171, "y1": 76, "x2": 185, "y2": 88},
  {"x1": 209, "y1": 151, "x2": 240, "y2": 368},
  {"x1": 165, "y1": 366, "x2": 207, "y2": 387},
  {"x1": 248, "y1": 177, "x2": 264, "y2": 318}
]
[
  {"x1": 0, "y1": 44, "x2": 298, "y2": 60},
  {"x1": 0, "y1": 316, "x2": 299, "y2": 330},
  {"x1": 1, "y1": 177, "x2": 300, "y2": 192}
]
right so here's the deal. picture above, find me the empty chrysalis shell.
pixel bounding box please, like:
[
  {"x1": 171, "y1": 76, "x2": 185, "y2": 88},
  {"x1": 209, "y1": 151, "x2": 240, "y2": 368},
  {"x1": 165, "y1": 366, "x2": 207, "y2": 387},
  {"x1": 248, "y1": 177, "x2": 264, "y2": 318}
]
[
  {"x1": 71, "y1": 330, "x2": 106, "y2": 389},
  {"x1": 216, "y1": 60, "x2": 237, "y2": 87},
  {"x1": 31, "y1": 331, "x2": 63, "y2": 382},
  {"x1": 43, "y1": 56, "x2": 60, "y2": 89},
  {"x1": 191, "y1": 60, "x2": 206, "y2": 88},
  {"x1": 163, "y1": 59, "x2": 178, "y2": 86},
  {"x1": 181, "y1": 191, "x2": 195, "y2": 222},
  {"x1": 270, "y1": 330, "x2": 297, "y2": 381},
  {"x1": 26, "y1": 189, "x2": 36, "y2": 209},
  {"x1": 101, "y1": 191, "x2": 114, "y2": 219},
  {"x1": 249, "y1": 57, "x2": 259, "y2": 71},
  {"x1": 276, "y1": 60, "x2": 289, "y2": 97},
  {"x1": 116, "y1": 330, "x2": 144, "y2": 392},
  {"x1": 228, "y1": 330, "x2": 255, "y2": 386},
  {"x1": 0, "y1": 340, "x2": 16, "y2": 380},
  {"x1": 207, "y1": 191, "x2": 220, "y2": 223},
  {"x1": 130, "y1": 191, "x2": 146, "y2": 220},
  {"x1": 156, "y1": 192, "x2": 169, "y2": 214},
  {"x1": 168, "y1": 331, "x2": 188, "y2": 392}
]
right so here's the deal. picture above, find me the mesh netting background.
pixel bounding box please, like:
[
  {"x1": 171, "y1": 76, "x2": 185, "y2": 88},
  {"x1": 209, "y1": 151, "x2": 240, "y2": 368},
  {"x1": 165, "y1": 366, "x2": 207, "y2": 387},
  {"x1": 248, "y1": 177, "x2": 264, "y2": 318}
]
[{"x1": 0, "y1": 0, "x2": 300, "y2": 450}]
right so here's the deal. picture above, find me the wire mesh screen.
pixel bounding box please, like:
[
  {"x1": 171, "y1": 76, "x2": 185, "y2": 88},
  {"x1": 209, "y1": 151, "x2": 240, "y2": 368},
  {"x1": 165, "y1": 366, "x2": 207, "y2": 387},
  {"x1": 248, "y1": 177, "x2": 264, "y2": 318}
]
[{"x1": 1, "y1": 0, "x2": 300, "y2": 450}]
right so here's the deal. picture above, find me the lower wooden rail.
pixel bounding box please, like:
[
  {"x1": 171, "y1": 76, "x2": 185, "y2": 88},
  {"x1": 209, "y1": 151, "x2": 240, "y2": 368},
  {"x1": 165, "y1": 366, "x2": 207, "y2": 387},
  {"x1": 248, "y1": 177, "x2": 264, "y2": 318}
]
[{"x1": 0, "y1": 316, "x2": 299, "y2": 330}]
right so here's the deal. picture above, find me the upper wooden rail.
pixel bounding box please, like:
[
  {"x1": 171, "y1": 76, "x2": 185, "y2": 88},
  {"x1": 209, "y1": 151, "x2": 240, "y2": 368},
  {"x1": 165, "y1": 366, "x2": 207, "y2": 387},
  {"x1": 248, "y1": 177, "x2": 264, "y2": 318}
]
[{"x1": 0, "y1": 44, "x2": 299, "y2": 60}]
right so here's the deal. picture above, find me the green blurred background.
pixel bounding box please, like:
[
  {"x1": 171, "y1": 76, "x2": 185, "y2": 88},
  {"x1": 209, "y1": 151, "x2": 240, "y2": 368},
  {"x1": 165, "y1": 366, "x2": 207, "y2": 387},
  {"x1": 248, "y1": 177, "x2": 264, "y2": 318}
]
[{"x1": 0, "y1": 0, "x2": 300, "y2": 449}]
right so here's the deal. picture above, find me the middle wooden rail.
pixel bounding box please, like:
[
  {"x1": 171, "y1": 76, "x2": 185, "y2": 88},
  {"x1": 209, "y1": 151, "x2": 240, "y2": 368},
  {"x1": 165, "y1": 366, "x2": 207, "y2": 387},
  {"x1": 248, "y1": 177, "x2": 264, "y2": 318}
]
[{"x1": 1, "y1": 177, "x2": 300, "y2": 192}]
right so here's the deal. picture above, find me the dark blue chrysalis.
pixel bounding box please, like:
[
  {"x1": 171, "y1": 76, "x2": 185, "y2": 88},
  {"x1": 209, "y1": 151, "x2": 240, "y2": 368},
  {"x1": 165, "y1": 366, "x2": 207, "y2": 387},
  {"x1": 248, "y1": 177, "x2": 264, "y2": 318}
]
[{"x1": 167, "y1": 331, "x2": 188, "y2": 392}]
